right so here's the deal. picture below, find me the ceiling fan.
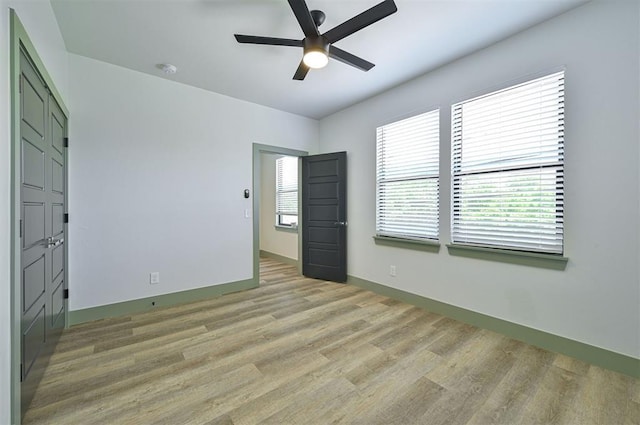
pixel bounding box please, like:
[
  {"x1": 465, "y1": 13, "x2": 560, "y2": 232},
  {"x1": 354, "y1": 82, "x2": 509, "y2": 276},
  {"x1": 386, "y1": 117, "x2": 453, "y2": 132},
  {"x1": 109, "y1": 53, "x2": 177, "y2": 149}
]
[{"x1": 234, "y1": 0, "x2": 398, "y2": 81}]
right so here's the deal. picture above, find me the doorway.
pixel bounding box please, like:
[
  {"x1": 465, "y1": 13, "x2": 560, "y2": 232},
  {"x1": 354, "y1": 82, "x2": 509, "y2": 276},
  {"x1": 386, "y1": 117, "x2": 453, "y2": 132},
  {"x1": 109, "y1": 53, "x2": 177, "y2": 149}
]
[
  {"x1": 252, "y1": 144, "x2": 307, "y2": 284},
  {"x1": 252, "y1": 144, "x2": 349, "y2": 286},
  {"x1": 258, "y1": 153, "x2": 300, "y2": 273}
]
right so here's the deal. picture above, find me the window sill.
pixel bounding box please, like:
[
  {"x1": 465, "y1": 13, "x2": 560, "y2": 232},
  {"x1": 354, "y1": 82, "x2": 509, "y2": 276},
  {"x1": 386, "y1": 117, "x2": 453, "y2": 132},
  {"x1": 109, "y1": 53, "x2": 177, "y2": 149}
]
[
  {"x1": 446, "y1": 244, "x2": 568, "y2": 270},
  {"x1": 275, "y1": 225, "x2": 298, "y2": 233},
  {"x1": 373, "y1": 235, "x2": 440, "y2": 253}
]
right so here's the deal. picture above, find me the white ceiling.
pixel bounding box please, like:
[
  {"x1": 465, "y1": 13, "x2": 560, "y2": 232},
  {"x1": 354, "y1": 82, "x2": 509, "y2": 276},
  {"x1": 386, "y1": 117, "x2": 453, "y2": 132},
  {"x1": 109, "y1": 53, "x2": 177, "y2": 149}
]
[{"x1": 51, "y1": 0, "x2": 587, "y2": 119}]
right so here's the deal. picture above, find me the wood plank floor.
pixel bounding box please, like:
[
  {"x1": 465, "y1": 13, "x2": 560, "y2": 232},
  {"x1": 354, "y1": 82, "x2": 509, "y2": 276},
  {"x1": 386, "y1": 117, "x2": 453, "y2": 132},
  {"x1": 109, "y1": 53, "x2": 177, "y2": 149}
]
[{"x1": 24, "y1": 258, "x2": 640, "y2": 425}]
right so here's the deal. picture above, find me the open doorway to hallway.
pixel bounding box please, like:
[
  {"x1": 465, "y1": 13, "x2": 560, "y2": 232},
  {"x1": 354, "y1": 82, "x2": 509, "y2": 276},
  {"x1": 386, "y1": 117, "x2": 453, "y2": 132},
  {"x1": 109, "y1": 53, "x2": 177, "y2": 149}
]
[
  {"x1": 252, "y1": 143, "x2": 307, "y2": 286},
  {"x1": 258, "y1": 152, "x2": 301, "y2": 283}
]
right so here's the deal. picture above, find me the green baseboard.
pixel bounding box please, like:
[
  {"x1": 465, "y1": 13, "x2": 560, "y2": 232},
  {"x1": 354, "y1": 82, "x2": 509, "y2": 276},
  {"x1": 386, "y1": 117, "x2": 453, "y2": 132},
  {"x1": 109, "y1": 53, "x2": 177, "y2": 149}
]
[
  {"x1": 347, "y1": 275, "x2": 640, "y2": 378},
  {"x1": 259, "y1": 250, "x2": 298, "y2": 267},
  {"x1": 69, "y1": 279, "x2": 257, "y2": 325}
]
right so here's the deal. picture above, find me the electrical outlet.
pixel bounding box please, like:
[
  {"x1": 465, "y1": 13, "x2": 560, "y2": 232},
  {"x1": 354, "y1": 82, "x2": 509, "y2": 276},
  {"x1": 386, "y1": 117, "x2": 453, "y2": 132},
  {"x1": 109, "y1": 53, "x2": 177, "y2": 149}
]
[
  {"x1": 389, "y1": 265, "x2": 396, "y2": 277},
  {"x1": 150, "y1": 272, "x2": 160, "y2": 284}
]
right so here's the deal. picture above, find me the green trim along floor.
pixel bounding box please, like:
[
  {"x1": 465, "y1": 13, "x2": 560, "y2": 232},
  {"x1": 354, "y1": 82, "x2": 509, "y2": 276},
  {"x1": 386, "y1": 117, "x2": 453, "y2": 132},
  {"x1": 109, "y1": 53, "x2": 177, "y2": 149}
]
[
  {"x1": 259, "y1": 250, "x2": 298, "y2": 267},
  {"x1": 69, "y1": 279, "x2": 256, "y2": 325},
  {"x1": 347, "y1": 275, "x2": 640, "y2": 379}
]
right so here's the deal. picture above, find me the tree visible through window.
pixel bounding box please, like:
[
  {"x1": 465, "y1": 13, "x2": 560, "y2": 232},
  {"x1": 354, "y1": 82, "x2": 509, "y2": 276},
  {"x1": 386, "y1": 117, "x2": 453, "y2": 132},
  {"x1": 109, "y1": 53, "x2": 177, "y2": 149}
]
[
  {"x1": 275, "y1": 156, "x2": 298, "y2": 227},
  {"x1": 451, "y1": 71, "x2": 565, "y2": 254}
]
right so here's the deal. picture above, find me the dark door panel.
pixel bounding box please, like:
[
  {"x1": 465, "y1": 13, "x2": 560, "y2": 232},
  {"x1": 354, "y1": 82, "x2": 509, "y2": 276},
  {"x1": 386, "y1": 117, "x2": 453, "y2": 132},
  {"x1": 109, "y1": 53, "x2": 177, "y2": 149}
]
[
  {"x1": 19, "y1": 47, "x2": 67, "y2": 416},
  {"x1": 302, "y1": 152, "x2": 347, "y2": 282}
]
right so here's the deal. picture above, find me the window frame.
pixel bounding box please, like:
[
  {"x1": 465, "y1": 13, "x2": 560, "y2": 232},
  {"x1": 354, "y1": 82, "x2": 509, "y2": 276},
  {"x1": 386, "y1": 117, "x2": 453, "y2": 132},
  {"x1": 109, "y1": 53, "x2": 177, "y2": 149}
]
[
  {"x1": 450, "y1": 70, "x2": 566, "y2": 256},
  {"x1": 375, "y1": 108, "x2": 441, "y2": 243},
  {"x1": 275, "y1": 155, "x2": 299, "y2": 230}
]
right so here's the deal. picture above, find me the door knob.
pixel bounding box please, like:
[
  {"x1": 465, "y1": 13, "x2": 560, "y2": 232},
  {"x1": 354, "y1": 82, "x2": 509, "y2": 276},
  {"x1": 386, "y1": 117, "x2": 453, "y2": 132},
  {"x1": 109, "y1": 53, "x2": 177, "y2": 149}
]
[
  {"x1": 45, "y1": 237, "x2": 64, "y2": 248},
  {"x1": 334, "y1": 221, "x2": 347, "y2": 227}
]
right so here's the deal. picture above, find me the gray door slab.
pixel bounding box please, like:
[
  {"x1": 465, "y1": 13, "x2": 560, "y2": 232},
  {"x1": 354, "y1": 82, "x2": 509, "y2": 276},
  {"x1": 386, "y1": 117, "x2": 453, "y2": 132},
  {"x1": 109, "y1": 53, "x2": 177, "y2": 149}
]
[
  {"x1": 19, "y1": 48, "x2": 67, "y2": 415},
  {"x1": 302, "y1": 152, "x2": 347, "y2": 282}
]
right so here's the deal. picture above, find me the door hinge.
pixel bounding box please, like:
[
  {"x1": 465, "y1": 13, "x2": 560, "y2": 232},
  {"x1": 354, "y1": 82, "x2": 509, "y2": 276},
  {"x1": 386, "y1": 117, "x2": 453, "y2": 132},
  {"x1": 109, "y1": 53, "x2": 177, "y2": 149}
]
[
  {"x1": 63, "y1": 289, "x2": 69, "y2": 299},
  {"x1": 63, "y1": 137, "x2": 69, "y2": 148},
  {"x1": 18, "y1": 75, "x2": 23, "y2": 94},
  {"x1": 19, "y1": 219, "x2": 22, "y2": 238},
  {"x1": 63, "y1": 213, "x2": 69, "y2": 224}
]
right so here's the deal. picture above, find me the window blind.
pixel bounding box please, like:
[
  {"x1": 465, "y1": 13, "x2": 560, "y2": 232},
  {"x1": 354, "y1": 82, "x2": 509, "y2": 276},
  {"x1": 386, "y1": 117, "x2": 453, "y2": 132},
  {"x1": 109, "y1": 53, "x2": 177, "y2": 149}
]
[
  {"x1": 451, "y1": 71, "x2": 565, "y2": 254},
  {"x1": 376, "y1": 109, "x2": 439, "y2": 240},
  {"x1": 276, "y1": 156, "x2": 298, "y2": 217}
]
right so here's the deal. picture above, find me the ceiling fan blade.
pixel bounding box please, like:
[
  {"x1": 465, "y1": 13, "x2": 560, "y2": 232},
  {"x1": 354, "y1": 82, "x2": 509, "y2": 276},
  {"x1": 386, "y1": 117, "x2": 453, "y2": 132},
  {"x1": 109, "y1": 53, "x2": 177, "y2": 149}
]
[
  {"x1": 323, "y1": 0, "x2": 397, "y2": 44},
  {"x1": 329, "y1": 46, "x2": 375, "y2": 71},
  {"x1": 234, "y1": 34, "x2": 303, "y2": 47},
  {"x1": 293, "y1": 60, "x2": 310, "y2": 80},
  {"x1": 287, "y1": 0, "x2": 319, "y2": 38}
]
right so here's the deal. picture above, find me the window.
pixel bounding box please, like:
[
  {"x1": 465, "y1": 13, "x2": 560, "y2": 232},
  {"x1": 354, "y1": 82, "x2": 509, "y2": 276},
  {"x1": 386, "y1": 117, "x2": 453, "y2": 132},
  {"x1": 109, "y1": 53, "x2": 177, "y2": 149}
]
[
  {"x1": 376, "y1": 109, "x2": 440, "y2": 240},
  {"x1": 275, "y1": 156, "x2": 298, "y2": 227},
  {"x1": 451, "y1": 71, "x2": 565, "y2": 254}
]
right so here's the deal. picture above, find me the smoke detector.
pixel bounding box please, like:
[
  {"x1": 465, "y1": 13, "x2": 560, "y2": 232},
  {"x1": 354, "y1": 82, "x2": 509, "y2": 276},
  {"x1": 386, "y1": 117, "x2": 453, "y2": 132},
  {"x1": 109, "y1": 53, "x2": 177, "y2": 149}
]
[{"x1": 158, "y1": 63, "x2": 177, "y2": 74}]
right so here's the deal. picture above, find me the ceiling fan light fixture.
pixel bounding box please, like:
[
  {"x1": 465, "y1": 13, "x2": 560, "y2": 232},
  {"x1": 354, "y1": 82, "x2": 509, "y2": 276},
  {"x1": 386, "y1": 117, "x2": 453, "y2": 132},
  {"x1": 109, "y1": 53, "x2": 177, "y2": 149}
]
[
  {"x1": 303, "y1": 50, "x2": 328, "y2": 69},
  {"x1": 302, "y1": 36, "x2": 330, "y2": 69}
]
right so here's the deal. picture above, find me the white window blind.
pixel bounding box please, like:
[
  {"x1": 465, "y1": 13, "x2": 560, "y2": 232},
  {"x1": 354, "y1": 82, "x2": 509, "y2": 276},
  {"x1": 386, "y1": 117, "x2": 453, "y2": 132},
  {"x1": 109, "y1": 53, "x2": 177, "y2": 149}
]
[
  {"x1": 376, "y1": 109, "x2": 439, "y2": 240},
  {"x1": 276, "y1": 156, "x2": 298, "y2": 225},
  {"x1": 451, "y1": 71, "x2": 565, "y2": 254}
]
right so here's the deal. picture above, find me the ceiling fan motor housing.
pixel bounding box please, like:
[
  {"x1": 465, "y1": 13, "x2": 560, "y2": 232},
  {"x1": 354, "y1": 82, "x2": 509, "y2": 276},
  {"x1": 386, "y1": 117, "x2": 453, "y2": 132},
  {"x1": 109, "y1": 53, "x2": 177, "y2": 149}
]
[
  {"x1": 304, "y1": 36, "x2": 329, "y2": 56},
  {"x1": 310, "y1": 10, "x2": 326, "y2": 27}
]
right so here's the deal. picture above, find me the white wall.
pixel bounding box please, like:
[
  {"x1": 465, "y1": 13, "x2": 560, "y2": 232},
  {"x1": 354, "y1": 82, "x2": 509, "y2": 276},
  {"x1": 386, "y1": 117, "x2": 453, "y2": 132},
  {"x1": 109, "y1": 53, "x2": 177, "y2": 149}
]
[
  {"x1": 0, "y1": 1, "x2": 69, "y2": 422},
  {"x1": 259, "y1": 153, "x2": 298, "y2": 261},
  {"x1": 319, "y1": 0, "x2": 639, "y2": 358},
  {"x1": 68, "y1": 54, "x2": 317, "y2": 310}
]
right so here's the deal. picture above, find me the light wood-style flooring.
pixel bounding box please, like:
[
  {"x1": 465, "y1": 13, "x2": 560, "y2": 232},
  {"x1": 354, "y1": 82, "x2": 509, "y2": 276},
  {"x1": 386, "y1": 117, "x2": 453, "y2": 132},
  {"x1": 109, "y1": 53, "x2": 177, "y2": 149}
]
[{"x1": 24, "y1": 258, "x2": 639, "y2": 424}]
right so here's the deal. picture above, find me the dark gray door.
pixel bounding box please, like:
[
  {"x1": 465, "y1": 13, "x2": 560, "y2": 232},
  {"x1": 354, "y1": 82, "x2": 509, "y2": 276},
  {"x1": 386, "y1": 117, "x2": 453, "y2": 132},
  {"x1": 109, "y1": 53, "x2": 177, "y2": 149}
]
[
  {"x1": 302, "y1": 152, "x2": 347, "y2": 282},
  {"x1": 19, "y1": 48, "x2": 67, "y2": 414}
]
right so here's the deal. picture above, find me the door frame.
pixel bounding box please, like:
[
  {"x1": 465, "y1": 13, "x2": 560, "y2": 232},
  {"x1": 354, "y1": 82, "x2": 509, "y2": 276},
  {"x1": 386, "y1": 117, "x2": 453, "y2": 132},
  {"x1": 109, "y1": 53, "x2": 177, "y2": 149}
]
[
  {"x1": 252, "y1": 143, "x2": 308, "y2": 284},
  {"x1": 10, "y1": 10, "x2": 70, "y2": 424}
]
